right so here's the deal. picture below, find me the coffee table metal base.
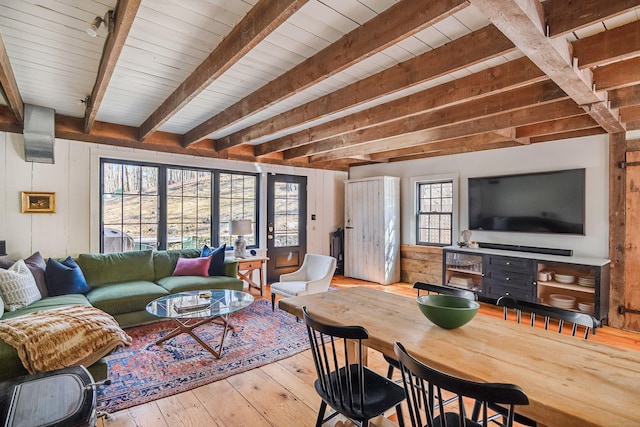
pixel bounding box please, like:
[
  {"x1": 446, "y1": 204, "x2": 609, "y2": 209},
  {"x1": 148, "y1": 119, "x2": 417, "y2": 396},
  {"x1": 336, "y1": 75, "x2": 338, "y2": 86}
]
[{"x1": 155, "y1": 315, "x2": 232, "y2": 359}]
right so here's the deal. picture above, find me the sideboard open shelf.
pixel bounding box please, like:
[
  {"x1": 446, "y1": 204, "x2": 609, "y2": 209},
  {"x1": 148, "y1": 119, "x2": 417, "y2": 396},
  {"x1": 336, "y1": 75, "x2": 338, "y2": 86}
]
[{"x1": 442, "y1": 247, "x2": 611, "y2": 324}]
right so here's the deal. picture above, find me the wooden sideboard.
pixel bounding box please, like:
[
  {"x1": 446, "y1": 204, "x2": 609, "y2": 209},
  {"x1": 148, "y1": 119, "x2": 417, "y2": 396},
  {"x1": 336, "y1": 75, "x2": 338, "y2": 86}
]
[{"x1": 443, "y1": 247, "x2": 610, "y2": 323}]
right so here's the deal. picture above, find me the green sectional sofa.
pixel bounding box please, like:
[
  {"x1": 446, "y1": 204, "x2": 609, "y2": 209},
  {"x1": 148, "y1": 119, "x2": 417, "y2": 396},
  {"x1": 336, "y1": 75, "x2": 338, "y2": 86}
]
[{"x1": 0, "y1": 249, "x2": 243, "y2": 381}]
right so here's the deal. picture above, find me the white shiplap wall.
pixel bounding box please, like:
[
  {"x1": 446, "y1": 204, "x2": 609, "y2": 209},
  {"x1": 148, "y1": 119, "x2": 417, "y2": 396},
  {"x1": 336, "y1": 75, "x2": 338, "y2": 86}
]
[
  {"x1": 349, "y1": 134, "x2": 611, "y2": 259},
  {"x1": 0, "y1": 131, "x2": 346, "y2": 260}
]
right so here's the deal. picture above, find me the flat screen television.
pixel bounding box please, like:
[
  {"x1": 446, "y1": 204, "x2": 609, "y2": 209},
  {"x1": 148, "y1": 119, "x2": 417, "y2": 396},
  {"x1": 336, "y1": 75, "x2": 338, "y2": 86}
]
[{"x1": 468, "y1": 169, "x2": 585, "y2": 235}]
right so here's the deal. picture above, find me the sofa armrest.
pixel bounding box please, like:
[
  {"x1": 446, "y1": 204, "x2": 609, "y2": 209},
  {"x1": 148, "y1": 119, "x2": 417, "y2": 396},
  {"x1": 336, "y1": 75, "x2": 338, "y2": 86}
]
[{"x1": 223, "y1": 259, "x2": 239, "y2": 278}]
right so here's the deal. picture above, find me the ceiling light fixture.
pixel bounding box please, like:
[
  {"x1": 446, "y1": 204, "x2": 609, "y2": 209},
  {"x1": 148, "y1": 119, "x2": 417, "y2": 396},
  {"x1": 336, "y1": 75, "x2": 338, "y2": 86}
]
[{"x1": 86, "y1": 10, "x2": 114, "y2": 37}]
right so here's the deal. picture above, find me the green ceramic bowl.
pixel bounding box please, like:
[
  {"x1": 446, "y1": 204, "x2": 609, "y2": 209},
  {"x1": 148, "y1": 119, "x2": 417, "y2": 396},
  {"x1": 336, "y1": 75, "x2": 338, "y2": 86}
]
[{"x1": 416, "y1": 295, "x2": 480, "y2": 329}]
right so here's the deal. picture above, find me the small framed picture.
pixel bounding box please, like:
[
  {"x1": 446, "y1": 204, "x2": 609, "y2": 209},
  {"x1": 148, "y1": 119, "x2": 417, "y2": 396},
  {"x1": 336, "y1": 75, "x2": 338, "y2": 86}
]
[{"x1": 21, "y1": 192, "x2": 56, "y2": 214}]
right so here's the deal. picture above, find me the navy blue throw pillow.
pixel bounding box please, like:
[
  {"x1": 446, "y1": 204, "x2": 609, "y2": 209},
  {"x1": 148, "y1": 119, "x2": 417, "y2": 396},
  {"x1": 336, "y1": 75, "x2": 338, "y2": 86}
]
[
  {"x1": 46, "y1": 257, "x2": 91, "y2": 296},
  {"x1": 201, "y1": 244, "x2": 226, "y2": 276}
]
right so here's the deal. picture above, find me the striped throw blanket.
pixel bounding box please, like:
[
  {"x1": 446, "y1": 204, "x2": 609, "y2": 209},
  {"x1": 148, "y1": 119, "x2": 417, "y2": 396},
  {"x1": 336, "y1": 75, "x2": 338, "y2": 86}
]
[{"x1": 0, "y1": 305, "x2": 132, "y2": 374}]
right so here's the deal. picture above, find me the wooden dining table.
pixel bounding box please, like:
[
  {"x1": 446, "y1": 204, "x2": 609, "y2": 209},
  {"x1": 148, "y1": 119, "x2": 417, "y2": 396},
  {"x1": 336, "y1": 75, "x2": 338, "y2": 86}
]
[{"x1": 278, "y1": 287, "x2": 640, "y2": 427}]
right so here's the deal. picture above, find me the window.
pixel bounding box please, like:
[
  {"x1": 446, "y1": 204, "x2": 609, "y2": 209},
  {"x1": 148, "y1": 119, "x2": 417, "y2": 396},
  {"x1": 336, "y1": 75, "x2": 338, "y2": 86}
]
[
  {"x1": 416, "y1": 180, "x2": 454, "y2": 246},
  {"x1": 100, "y1": 159, "x2": 258, "y2": 253},
  {"x1": 102, "y1": 163, "x2": 159, "y2": 252},
  {"x1": 273, "y1": 181, "x2": 300, "y2": 247},
  {"x1": 219, "y1": 173, "x2": 257, "y2": 247},
  {"x1": 167, "y1": 168, "x2": 212, "y2": 250}
]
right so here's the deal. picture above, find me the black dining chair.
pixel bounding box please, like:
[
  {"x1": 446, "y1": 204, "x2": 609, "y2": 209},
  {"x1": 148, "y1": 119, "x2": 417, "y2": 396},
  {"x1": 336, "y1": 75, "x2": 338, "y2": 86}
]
[
  {"x1": 302, "y1": 306, "x2": 406, "y2": 427},
  {"x1": 480, "y1": 296, "x2": 601, "y2": 427},
  {"x1": 383, "y1": 282, "x2": 478, "y2": 380},
  {"x1": 394, "y1": 341, "x2": 530, "y2": 427},
  {"x1": 497, "y1": 296, "x2": 600, "y2": 339}
]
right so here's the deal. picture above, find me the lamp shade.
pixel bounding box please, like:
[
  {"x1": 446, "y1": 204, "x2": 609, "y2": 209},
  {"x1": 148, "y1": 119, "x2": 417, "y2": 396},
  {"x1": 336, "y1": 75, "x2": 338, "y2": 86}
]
[{"x1": 230, "y1": 220, "x2": 251, "y2": 236}]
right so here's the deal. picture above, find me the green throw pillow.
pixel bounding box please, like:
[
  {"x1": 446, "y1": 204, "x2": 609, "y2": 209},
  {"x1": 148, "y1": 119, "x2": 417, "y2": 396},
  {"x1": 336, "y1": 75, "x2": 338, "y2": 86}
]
[{"x1": 77, "y1": 250, "x2": 154, "y2": 287}]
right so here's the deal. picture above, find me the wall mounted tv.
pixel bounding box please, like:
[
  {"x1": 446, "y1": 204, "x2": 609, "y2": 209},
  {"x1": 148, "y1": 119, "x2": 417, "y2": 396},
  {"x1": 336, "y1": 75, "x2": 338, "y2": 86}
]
[{"x1": 468, "y1": 169, "x2": 585, "y2": 235}]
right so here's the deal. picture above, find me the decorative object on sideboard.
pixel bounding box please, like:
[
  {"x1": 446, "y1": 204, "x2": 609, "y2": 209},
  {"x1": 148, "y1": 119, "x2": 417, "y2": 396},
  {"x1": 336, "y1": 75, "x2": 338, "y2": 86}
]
[
  {"x1": 21, "y1": 192, "x2": 56, "y2": 214},
  {"x1": 230, "y1": 219, "x2": 251, "y2": 258}
]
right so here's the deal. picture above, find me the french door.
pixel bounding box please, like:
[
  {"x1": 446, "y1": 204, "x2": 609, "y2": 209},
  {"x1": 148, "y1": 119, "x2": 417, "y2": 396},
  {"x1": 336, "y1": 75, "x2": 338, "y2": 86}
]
[{"x1": 266, "y1": 174, "x2": 307, "y2": 282}]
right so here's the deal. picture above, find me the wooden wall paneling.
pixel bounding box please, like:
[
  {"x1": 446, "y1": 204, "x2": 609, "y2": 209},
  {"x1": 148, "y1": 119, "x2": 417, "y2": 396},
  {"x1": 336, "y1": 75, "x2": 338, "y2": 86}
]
[
  {"x1": 624, "y1": 146, "x2": 640, "y2": 330},
  {"x1": 66, "y1": 140, "x2": 92, "y2": 257},
  {"x1": 4, "y1": 133, "x2": 34, "y2": 258},
  {"x1": 610, "y1": 132, "x2": 627, "y2": 329},
  {"x1": 30, "y1": 140, "x2": 68, "y2": 257},
  {"x1": 0, "y1": 132, "x2": 9, "y2": 241},
  {"x1": 0, "y1": 132, "x2": 5, "y2": 241},
  {"x1": 399, "y1": 245, "x2": 444, "y2": 285}
]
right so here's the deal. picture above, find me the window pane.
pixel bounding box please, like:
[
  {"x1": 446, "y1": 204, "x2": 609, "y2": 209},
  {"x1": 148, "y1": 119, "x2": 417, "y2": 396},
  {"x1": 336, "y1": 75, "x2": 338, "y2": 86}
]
[
  {"x1": 101, "y1": 161, "x2": 159, "y2": 253},
  {"x1": 220, "y1": 173, "x2": 258, "y2": 248},
  {"x1": 417, "y1": 180, "x2": 454, "y2": 246}
]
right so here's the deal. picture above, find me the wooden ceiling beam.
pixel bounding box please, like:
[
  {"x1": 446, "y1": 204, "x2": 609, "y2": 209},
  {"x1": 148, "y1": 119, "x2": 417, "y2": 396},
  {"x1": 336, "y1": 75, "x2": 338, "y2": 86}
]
[
  {"x1": 609, "y1": 84, "x2": 640, "y2": 109},
  {"x1": 85, "y1": 0, "x2": 140, "y2": 133},
  {"x1": 593, "y1": 57, "x2": 640, "y2": 91},
  {"x1": 307, "y1": 99, "x2": 583, "y2": 162},
  {"x1": 225, "y1": 24, "x2": 515, "y2": 151},
  {"x1": 529, "y1": 127, "x2": 605, "y2": 144},
  {"x1": 369, "y1": 132, "x2": 513, "y2": 161},
  {"x1": 572, "y1": 20, "x2": 640, "y2": 69},
  {"x1": 544, "y1": 0, "x2": 640, "y2": 37},
  {"x1": 138, "y1": 0, "x2": 307, "y2": 141},
  {"x1": 392, "y1": 140, "x2": 520, "y2": 161},
  {"x1": 516, "y1": 115, "x2": 599, "y2": 138},
  {"x1": 0, "y1": 111, "x2": 339, "y2": 171},
  {"x1": 0, "y1": 105, "x2": 22, "y2": 133},
  {"x1": 254, "y1": 56, "x2": 543, "y2": 156},
  {"x1": 470, "y1": 0, "x2": 625, "y2": 133},
  {"x1": 284, "y1": 80, "x2": 567, "y2": 159},
  {"x1": 183, "y1": 0, "x2": 470, "y2": 147},
  {"x1": 621, "y1": 105, "x2": 640, "y2": 123},
  {"x1": 0, "y1": 34, "x2": 23, "y2": 124}
]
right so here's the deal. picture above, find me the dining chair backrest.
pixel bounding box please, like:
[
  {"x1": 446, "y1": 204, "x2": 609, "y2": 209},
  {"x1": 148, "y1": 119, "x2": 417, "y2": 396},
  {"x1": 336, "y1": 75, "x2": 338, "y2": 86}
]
[
  {"x1": 394, "y1": 342, "x2": 529, "y2": 427},
  {"x1": 302, "y1": 306, "x2": 406, "y2": 426},
  {"x1": 413, "y1": 282, "x2": 478, "y2": 300},
  {"x1": 497, "y1": 296, "x2": 599, "y2": 339}
]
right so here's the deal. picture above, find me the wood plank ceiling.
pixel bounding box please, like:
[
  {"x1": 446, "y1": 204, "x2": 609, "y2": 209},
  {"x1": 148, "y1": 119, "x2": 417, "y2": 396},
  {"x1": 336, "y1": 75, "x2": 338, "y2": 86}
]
[{"x1": 0, "y1": 0, "x2": 639, "y2": 171}]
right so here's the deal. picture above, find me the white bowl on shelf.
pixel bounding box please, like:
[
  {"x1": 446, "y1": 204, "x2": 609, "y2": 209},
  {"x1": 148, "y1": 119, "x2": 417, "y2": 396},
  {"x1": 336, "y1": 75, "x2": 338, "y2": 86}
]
[
  {"x1": 578, "y1": 302, "x2": 595, "y2": 313},
  {"x1": 549, "y1": 294, "x2": 576, "y2": 309},
  {"x1": 554, "y1": 274, "x2": 576, "y2": 284}
]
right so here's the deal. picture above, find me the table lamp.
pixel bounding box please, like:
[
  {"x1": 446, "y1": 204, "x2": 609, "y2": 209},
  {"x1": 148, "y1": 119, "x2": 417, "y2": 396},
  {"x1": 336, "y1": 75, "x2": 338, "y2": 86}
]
[{"x1": 230, "y1": 220, "x2": 251, "y2": 258}]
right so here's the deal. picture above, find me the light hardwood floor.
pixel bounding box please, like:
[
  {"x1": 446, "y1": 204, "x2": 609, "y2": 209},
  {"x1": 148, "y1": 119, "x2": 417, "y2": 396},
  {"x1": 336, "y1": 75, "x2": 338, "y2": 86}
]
[{"x1": 99, "y1": 277, "x2": 640, "y2": 427}]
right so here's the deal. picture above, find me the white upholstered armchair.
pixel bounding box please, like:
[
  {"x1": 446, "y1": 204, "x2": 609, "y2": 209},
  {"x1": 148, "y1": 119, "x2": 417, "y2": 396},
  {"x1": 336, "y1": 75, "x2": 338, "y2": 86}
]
[{"x1": 270, "y1": 254, "x2": 337, "y2": 311}]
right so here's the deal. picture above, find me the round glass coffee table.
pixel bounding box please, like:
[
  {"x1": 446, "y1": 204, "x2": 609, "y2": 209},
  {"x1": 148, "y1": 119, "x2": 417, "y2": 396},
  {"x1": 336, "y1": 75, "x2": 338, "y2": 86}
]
[{"x1": 146, "y1": 289, "x2": 254, "y2": 359}]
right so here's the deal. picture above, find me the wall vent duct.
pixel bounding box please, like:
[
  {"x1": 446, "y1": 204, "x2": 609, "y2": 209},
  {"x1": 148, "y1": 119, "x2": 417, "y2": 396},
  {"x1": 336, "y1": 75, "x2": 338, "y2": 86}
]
[{"x1": 24, "y1": 104, "x2": 55, "y2": 164}]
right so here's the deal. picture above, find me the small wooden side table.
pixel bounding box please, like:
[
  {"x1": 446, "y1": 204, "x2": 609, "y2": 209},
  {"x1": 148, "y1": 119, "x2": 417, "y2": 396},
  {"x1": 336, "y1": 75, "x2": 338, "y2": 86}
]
[{"x1": 235, "y1": 256, "x2": 269, "y2": 295}]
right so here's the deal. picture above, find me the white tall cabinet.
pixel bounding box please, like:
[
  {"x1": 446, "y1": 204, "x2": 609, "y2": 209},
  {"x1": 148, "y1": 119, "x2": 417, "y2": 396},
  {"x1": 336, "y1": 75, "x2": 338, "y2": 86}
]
[{"x1": 344, "y1": 176, "x2": 400, "y2": 285}]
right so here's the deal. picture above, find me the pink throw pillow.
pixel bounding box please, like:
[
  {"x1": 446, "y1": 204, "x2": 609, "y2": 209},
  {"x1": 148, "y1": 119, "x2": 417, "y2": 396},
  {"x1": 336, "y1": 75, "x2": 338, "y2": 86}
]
[{"x1": 172, "y1": 257, "x2": 210, "y2": 277}]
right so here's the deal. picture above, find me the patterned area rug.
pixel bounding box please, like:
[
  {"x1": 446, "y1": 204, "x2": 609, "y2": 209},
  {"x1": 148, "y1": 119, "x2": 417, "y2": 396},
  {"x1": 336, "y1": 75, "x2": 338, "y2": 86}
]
[{"x1": 97, "y1": 298, "x2": 308, "y2": 413}]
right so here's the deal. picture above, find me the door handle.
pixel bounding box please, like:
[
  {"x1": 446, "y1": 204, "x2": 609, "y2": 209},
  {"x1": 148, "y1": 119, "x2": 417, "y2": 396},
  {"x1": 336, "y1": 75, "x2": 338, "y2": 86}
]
[{"x1": 267, "y1": 235, "x2": 273, "y2": 240}]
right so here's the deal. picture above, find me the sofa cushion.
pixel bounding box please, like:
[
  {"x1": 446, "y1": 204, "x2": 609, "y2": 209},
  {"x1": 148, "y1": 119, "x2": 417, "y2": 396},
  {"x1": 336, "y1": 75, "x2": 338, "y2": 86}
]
[
  {"x1": 46, "y1": 257, "x2": 91, "y2": 296},
  {"x1": 173, "y1": 257, "x2": 210, "y2": 276},
  {"x1": 86, "y1": 281, "x2": 168, "y2": 316},
  {"x1": 201, "y1": 244, "x2": 226, "y2": 276},
  {"x1": 152, "y1": 249, "x2": 201, "y2": 280},
  {"x1": 0, "y1": 260, "x2": 42, "y2": 311},
  {"x1": 156, "y1": 275, "x2": 244, "y2": 294},
  {"x1": 0, "y1": 294, "x2": 91, "y2": 320},
  {"x1": 77, "y1": 250, "x2": 154, "y2": 287},
  {"x1": 23, "y1": 252, "x2": 48, "y2": 298}
]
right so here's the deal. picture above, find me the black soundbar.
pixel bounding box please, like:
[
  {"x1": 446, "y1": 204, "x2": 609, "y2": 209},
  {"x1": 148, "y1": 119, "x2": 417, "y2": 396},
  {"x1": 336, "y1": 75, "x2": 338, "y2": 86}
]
[{"x1": 477, "y1": 242, "x2": 573, "y2": 257}]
